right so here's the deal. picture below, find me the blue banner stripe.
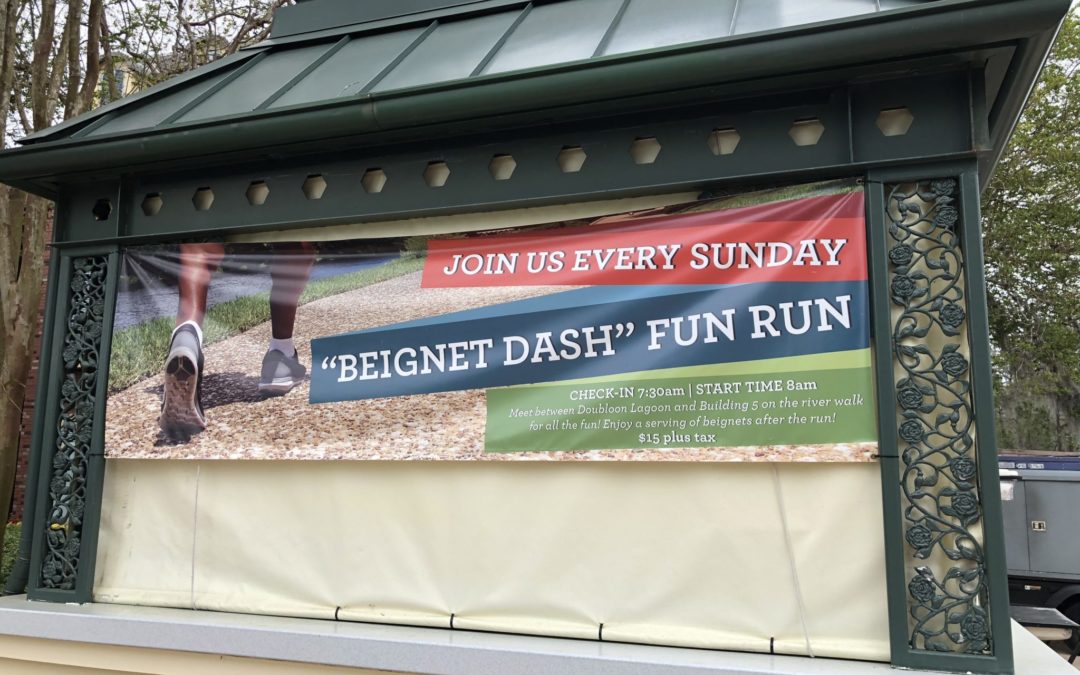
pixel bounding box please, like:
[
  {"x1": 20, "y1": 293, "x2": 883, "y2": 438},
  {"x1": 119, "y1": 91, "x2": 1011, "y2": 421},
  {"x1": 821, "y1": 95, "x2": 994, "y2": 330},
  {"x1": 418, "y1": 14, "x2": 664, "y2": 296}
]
[{"x1": 310, "y1": 280, "x2": 869, "y2": 403}]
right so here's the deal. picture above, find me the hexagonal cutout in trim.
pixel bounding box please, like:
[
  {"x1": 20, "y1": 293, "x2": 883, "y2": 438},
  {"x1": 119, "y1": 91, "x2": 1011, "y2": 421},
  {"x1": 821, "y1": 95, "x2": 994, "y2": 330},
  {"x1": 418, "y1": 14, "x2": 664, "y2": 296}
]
[
  {"x1": 707, "y1": 128, "x2": 741, "y2": 156},
  {"x1": 361, "y1": 169, "x2": 387, "y2": 194},
  {"x1": 876, "y1": 107, "x2": 914, "y2": 137},
  {"x1": 192, "y1": 187, "x2": 214, "y2": 211},
  {"x1": 92, "y1": 198, "x2": 112, "y2": 221},
  {"x1": 789, "y1": 119, "x2": 825, "y2": 147},
  {"x1": 489, "y1": 154, "x2": 517, "y2": 181},
  {"x1": 630, "y1": 137, "x2": 661, "y2": 165},
  {"x1": 141, "y1": 193, "x2": 164, "y2": 217},
  {"x1": 424, "y1": 161, "x2": 450, "y2": 188},
  {"x1": 557, "y1": 146, "x2": 587, "y2": 173},
  {"x1": 302, "y1": 175, "x2": 327, "y2": 200},
  {"x1": 246, "y1": 181, "x2": 270, "y2": 206}
]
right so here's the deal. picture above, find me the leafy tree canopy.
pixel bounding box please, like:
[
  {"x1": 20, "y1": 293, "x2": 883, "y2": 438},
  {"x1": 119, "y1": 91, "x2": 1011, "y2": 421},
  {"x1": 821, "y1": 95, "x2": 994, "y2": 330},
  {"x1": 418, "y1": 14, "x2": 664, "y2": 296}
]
[{"x1": 983, "y1": 9, "x2": 1080, "y2": 451}]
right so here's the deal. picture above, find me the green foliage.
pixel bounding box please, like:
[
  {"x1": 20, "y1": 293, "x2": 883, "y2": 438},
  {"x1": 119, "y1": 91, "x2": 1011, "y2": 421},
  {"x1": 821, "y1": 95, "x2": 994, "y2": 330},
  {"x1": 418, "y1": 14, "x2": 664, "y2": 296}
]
[
  {"x1": 108, "y1": 256, "x2": 424, "y2": 392},
  {"x1": 400, "y1": 236, "x2": 431, "y2": 260},
  {"x1": 1, "y1": 522, "x2": 19, "y2": 591},
  {"x1": 984, "y1": 9, "x2": 1080, "y2": 451},
  {"x1": 686, "y1": 178, "x2": 859, "y2": 212}
]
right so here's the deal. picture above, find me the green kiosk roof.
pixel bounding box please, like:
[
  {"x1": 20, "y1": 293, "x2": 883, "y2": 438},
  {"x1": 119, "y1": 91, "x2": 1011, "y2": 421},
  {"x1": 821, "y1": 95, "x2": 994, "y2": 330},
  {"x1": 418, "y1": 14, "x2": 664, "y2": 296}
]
[{"x1": 0, "y1": 0, "x2": 1069, "y2": 196}]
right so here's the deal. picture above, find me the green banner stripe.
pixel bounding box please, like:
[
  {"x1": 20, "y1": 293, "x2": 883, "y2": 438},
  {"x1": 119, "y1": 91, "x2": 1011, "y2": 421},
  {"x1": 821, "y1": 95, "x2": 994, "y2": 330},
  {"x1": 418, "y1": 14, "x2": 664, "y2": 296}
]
[
  {"x1": 486, "y1": 366, "x2": 877, "y2": 453},
  {"x1": 513, "y1": 348, "x2": 871, "y2": 389}
]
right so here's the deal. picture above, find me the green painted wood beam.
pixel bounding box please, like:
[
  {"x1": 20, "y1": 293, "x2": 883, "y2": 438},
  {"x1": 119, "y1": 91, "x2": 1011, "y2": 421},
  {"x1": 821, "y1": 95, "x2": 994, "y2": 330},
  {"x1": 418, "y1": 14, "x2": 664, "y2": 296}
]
[{"x1": 0, "y1": 0, "x2": 1066, "y2": 197}]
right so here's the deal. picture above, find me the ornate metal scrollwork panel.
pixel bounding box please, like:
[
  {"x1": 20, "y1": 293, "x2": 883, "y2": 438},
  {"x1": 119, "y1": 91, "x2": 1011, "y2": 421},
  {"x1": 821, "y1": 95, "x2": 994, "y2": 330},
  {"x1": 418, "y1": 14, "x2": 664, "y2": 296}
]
[
  {"x1": 885, "y1": 179, "x2": 991, "y2": 655},
  {"x1": 39, "y1": 255, "x2": 108, "y2": 591}
]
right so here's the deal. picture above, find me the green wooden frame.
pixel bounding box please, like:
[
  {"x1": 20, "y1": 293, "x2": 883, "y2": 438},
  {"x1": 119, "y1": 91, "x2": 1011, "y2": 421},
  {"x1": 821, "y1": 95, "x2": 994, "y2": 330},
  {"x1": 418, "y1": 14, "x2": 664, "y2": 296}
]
[
  {"x1": 868, "y1": 160, "x2": 1012, "y2": 673},
  {"x1": 16, "y1": 68, "x2": 1016, "y2": 674},
  {"x1": 25, "y1": 246, "x2": 118, "y2": 603}
]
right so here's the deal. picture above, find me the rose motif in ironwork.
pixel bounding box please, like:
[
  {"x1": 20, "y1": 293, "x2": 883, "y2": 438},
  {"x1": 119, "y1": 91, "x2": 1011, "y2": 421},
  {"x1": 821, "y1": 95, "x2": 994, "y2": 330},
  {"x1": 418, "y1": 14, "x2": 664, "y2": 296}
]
[
  {"x1": 41, "y1": 255, "x2": 109, "y2": 592},
  {"x1": 939, "y1": 303, "x2": 965, "y2": 328},
  {"x1": 42, "y1": 560, "x2": 61, "y2": 583},
  {"x1": 933, "y1": 205, "x2": 959, "y2": 229},
  {"x1": 931, "y1": 179, "x2": 956, "y2": 196},
  {"x1": 62, "y1": 534, "x2": 80, "y2": 556},
  {"x1": 897, "y1": 386, "x2": 924, "y2": 409},
  {"x1": 889, "y1": 244, "x2": 914, "y2": 266},
  {"x1": 70, "y1": 496, "x2": 85, "y2": 520},
  {"x1": 888, "y1": 180, "x2": 990, "y2": 655},
  {"x1": 75, "y1": 400, "x2": 94, "y2": 421},
  {"x1": 951, "y1": 491, "x2": 979, "y2": 517},
  {"x1": 908, "y1": 576, "x2": 936, "y2": 603},
  {"x1": 891, "y1": 275, "x2": 918, "y2": 299},
  {"x1": 941, "y1": 352, "x2": 968, "y2": 377},
  {"x1": 960, "y1": 613, "x2": 989, "y2": 642},
  {"x1": 899, "y1": 419, "x2": 924, "y2": 443},
  {"x1": 905, "y1": 523, "x2": 934, "y2": 549},
  {"x1": 951, "y1": 491, "x2": 979, "y2": 518},
  {"x1": 951, "y1": 458, "x2": 977, "y2": 482},
  {"x1": 49, "y1": 475, "x2": 67, "y2": 496}
]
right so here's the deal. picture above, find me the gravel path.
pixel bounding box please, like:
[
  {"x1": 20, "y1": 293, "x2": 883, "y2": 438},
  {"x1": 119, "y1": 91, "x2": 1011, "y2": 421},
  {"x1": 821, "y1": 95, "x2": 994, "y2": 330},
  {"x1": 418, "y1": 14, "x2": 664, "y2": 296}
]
[{"x1": 105, "y1": 271, "x2": 875, "y2": 462}]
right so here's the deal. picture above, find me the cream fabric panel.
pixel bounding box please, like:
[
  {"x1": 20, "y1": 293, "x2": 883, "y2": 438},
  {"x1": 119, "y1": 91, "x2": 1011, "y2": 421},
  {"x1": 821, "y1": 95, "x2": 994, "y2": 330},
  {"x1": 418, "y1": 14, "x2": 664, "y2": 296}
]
[
  {"x1": 95, "y1": 460, "x2": 889, "y2": 660},
  {"x1": 772, "y1": 466, "x2": 893, "y2": 661},
  {"x1": 94, "y1": 461, "x2": 199, "y2": 608}
]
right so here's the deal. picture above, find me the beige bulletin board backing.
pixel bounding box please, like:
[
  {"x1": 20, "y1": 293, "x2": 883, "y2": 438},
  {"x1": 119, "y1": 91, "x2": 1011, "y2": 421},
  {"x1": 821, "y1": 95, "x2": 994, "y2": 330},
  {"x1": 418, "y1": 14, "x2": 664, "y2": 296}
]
[{"x1": 94, "y1": 460, "x2": 889, "y2": 661}]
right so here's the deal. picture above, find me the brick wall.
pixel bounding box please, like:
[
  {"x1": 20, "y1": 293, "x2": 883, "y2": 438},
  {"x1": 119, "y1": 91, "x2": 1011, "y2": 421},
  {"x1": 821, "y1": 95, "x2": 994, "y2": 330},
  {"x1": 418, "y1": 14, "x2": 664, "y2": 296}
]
[{"x1": 9, "y1": 214, "x2": 53, "y2": 523}]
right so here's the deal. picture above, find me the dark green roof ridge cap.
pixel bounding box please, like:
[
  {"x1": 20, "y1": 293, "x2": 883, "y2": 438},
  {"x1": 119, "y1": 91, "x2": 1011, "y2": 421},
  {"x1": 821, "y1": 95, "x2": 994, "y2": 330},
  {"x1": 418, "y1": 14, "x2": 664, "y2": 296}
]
[{"x1": 0, "y1": 0, "x2": 1069, "y2": 190}]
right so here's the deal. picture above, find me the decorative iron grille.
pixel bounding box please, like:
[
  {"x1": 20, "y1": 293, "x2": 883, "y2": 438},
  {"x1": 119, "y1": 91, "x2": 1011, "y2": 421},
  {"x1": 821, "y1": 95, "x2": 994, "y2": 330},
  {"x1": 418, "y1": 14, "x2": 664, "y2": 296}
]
[
  {"x1": 40, "y1": 255, "x2": 108, "y2": 590},
  {"x1": 885, "y1": 179, "x2": 991, "y2": 654}
]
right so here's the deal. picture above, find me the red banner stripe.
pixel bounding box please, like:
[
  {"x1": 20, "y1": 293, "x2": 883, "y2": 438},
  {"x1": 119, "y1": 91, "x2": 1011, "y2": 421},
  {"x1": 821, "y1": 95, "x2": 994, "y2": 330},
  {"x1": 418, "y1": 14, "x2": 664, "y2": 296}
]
[{"x1": 423, "y1": 194, "x2": 866, "y2": 288}]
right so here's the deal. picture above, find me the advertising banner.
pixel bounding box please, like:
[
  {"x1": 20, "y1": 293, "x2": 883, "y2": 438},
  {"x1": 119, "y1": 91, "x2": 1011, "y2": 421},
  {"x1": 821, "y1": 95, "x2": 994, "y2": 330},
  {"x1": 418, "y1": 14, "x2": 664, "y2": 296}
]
[{"x1": 105, "y1": 182, "x2": 877, "y2": 461}]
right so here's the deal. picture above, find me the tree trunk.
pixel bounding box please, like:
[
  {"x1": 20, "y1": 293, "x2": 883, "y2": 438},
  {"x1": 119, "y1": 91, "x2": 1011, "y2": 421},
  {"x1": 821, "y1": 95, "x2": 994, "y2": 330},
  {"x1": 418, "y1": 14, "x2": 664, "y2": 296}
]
[
  {"x1": 0, "y1": 329, "x2": 33, "y2": 526},
  {"x1": 0, "y1": 191, "x2": 46, "y2": 569},
  {"x1": 0, "y1": 0, "x2": 19, "y2": 148},
  {"x1": 30, "y1": 0, "x2": 58, "y2": 130}
]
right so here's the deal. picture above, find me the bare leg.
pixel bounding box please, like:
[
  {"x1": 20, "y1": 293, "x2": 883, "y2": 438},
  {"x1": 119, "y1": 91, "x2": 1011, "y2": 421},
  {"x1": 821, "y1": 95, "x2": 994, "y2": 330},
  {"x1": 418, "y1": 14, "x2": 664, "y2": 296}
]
[
  {"x1": 161, "y1": 242, "x2": 224, "y2": 438},
  {"x1": 268, "y1": 241, "x2": 315, "y2": 341},
  {"x1": 259, "y1": 242, "x2": 315, "y2": 395},
  {"x1": 176, "y1": 242, "x2": 225, "y2": 328}
]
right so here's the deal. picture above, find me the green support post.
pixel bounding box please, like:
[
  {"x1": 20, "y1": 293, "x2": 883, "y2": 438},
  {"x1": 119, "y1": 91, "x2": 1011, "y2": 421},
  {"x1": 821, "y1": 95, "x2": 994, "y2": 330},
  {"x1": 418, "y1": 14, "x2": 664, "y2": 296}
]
[
  {"x1": 26, "y1": 246, "x2": 119, "y2": 603},
  {"x1": 868, "y1": 161, "x2": 1014, "y2": 674}
]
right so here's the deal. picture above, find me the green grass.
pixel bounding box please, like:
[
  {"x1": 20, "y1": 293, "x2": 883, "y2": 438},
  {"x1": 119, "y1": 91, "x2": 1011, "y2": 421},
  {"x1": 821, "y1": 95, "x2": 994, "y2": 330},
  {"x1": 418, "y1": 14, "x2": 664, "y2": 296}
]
[
  {"x1": 1, "y1": 522, "x2": 19, "y2": 591},
  {"x1": 108, "y1": 256, "x2": 425, "y2": 392},
  {"x1": 681, "y1": 178, "x2": 859, "y2": 212}
]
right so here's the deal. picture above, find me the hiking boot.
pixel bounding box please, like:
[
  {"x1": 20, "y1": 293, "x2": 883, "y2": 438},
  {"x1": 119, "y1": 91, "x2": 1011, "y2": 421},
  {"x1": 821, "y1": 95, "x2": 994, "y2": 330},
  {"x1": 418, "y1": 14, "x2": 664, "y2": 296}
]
[
  {"x1": 259, "y1": 349, "x2": 307, "y2": 396},
  {"x1": 159, "y1": 324, "x2": 206, "y2": 438}
]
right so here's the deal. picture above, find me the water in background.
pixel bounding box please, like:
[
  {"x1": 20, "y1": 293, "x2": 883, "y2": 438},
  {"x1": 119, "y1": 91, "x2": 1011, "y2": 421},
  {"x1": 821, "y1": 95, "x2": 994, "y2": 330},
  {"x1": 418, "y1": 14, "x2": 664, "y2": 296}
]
[{"x1": 114, "y1": 252, "x2": 397, "y2": 331}]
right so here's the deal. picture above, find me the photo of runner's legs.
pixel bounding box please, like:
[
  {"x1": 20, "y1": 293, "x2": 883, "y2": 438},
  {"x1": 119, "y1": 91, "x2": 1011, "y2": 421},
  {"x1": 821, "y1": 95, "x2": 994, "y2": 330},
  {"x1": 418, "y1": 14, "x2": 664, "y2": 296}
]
[
  {"x1": 160, "y1": 242, "x2": 225, "y2": 438},
  {"x1": 176, "y1": 242, "x2": 225, "y2": 326},
  {"x1": 261, "y1": 242, "x2": 316, "y2": 395}
]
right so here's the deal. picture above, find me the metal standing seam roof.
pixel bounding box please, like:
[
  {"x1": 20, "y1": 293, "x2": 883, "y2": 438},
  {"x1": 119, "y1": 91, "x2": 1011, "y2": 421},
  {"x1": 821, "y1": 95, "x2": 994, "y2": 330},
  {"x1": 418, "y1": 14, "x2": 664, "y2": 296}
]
[
  {"x1": 0, "y1": 0, "x2": 1071, "y2": 194},
  {"x1": 15, "y1": 0, "x2": 938, "y2": 144}
]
